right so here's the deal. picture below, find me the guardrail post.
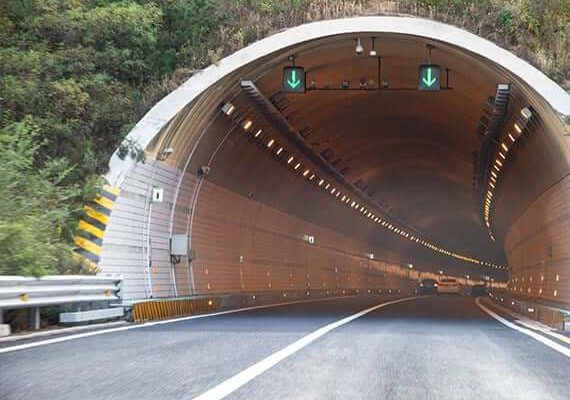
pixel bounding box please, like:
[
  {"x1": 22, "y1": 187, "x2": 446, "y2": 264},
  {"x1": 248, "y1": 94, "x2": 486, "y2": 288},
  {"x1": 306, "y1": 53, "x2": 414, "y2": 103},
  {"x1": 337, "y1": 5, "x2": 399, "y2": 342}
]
[
  {"x1": 29, "y1": 307, "x2": 40, "y2": 331},
  {"x1": 0, "y1": 309, "x2": 3, "y2": 324}
]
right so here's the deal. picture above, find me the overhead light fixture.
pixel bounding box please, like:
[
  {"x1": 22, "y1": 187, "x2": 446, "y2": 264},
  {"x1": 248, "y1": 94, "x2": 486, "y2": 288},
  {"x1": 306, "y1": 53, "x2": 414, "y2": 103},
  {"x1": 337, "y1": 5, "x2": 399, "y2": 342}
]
[
  {"x1": 369, "y1": 37, "x2": 377, "y2": 56},
  {"x1": 501, "y1": 142, "x2": 509, "y2": 152},
  {"x1": 254, "y1": 129, "x2": 262, "y2": 138},
  {"x1": 276, "y1": 147, "x2": 283, "y2": 155},
  {"x1": 508, "y1": 133, "x2": 516, "y2": 142},
  {"x1": 287, "y1": 156, "x2": 294, "y2": 164},
  {"x1": 318, "y1": 179, "x2": 324, "y2": 186},
  {"x1": 355, "y1": 38, "x2": 364, "y2": 55},
  {"x1": 267, "y1": 139, "x2": 275, "y2": 148}
]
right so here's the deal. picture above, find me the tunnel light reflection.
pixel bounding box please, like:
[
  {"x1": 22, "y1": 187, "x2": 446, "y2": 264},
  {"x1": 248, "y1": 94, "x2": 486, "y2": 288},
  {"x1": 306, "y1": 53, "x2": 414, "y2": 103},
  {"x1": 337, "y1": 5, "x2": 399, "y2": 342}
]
[{"x1": 221, "y1": 102, "x2": 506, "y2": 271}]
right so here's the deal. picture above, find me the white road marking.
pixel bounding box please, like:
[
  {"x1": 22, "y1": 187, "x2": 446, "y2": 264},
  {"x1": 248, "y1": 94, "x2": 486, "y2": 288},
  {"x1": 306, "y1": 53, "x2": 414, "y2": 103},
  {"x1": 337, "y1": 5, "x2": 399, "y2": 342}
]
[
  {"x1": 191, "y1": 296, "x2": 419, "y2": 400},
  {"x1": 0, "y1": 295, "x2": 362, "y2": 354},
  {"x1": 476, "y1": 297, "x2": 570, "y2": 358}
]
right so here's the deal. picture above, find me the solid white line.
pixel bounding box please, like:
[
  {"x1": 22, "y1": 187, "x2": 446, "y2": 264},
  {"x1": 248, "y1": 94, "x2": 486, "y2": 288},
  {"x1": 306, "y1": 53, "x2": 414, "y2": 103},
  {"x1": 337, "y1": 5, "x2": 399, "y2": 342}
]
[
  {"x1": 476, "y1": 297, "x2": 570, "y2": 358},
  {"x1": 191, "y1": 296, "x2": 418, "y2": 400},
  {"x1": 0, "y1": 295, "x2": 359, "y2": 355}
]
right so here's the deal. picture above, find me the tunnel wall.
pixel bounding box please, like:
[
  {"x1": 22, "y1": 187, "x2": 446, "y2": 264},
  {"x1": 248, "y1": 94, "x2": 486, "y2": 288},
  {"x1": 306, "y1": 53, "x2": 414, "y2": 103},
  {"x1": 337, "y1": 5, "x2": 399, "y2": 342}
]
[
  {"x1": 100, "y1": 158, "x2": 425, "y2": 300},
  {"x1": 505, "y1": 174, "x2": 570, "y2": 304}
]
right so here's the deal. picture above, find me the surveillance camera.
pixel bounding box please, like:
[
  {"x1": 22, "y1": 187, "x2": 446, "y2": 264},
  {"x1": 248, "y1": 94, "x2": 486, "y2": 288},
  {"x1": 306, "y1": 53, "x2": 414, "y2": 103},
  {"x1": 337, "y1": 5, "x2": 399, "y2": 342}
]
[
  {"x1": 198, "y1": 165, "x2": 211, "y2": 176},
  {"x1": 355, "y1": 38, "x2": 364, "y2": 55}
]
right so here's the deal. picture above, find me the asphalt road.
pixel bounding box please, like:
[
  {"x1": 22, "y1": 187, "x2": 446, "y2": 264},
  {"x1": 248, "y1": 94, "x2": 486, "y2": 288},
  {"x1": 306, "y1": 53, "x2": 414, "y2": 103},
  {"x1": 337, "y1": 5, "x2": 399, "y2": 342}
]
[{"x1": 0, "y1": 295, "x2": 568, "y2": 400}]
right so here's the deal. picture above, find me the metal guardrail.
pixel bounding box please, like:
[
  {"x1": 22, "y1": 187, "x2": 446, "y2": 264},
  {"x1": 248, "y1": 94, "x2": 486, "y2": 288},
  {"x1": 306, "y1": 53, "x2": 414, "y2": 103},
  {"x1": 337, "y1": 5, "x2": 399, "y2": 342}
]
[
  {"x1": 0, "y1": 274, "x2": 123, "y2": 332},
  {"x1": 0, "y1": 275, "x2": 122, "y2": 310}
]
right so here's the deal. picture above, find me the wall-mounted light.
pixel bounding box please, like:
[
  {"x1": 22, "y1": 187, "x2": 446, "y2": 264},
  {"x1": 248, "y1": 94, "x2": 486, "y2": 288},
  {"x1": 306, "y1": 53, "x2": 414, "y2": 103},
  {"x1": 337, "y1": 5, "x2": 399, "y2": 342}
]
[
  {"x1": 243, "y1": 120, "x2": 253, "y2": 131},
  {"x1": 157, "y1": 147, "x2": 174, "y2": 161},
  {"x1": 221, "y1": 102, "x2": 235, "y2": 116}
]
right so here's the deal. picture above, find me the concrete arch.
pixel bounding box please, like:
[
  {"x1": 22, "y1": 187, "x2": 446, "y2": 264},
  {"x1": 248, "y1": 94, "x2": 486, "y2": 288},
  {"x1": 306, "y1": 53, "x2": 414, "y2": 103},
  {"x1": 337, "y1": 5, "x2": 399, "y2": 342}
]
[
  {"x1": 105, "y1": 16, "x2": 569, "y2": 186},
  {"x1": 94, "y1": 16, "x2": 570, "y2": 302}
]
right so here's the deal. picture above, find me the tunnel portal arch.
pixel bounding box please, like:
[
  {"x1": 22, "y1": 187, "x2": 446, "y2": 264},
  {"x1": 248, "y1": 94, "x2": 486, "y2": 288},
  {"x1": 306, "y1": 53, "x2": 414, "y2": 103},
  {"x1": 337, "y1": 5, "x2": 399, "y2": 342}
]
[{"x1": 89, "y1": 17, "x2": 570, "y2": 302}]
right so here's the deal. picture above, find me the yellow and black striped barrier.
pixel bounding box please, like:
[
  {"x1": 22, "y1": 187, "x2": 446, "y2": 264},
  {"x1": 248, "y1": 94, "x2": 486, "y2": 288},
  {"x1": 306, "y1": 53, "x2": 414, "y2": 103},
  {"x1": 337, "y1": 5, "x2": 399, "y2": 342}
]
[
  {"x1": 74, "y1": 185, "x2": 121, "y2": 271},
  {"x1": 132, "y1": 298, "x2": 221, "y2": 323}
]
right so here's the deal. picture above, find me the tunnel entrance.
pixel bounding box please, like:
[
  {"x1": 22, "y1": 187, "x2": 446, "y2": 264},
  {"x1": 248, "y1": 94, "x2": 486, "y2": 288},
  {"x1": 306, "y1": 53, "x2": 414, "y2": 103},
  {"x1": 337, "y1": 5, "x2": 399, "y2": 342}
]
[{"x1": 89, "y1": 17, "x2": 569, "y2": 304}]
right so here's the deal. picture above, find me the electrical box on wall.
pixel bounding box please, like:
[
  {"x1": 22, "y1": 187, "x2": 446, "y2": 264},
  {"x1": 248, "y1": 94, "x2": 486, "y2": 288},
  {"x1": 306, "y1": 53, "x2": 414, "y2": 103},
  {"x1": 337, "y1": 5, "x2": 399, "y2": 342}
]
[
  {"x1": 152, "y1": 186, "x2": 164, "y2": 203},
  {"x1": 170, "y1": 234, "x2": 188, "y2": 256}
]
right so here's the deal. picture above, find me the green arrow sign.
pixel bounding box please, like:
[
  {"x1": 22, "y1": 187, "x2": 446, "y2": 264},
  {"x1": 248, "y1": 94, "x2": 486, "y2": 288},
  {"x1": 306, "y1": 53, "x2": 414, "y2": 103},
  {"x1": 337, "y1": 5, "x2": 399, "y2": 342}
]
[
  {"x1": 418, "y1": 64, "x2": 441, "y2": 91},
  {"x1": 283, "y1": 66, "x2": 305, "y2": 93}
]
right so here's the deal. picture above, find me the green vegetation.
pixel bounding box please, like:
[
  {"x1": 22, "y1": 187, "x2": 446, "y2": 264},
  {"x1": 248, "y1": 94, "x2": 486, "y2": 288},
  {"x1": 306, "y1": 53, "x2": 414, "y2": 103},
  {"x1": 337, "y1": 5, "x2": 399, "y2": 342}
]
[{"x1": 0, "y1": 0, "x2": 568, "y2": 276}]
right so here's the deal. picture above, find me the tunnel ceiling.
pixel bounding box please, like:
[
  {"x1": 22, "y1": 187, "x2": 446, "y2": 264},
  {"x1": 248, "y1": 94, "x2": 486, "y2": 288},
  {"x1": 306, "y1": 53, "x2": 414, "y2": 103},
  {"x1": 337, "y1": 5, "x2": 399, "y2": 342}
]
[
  {"x1": 132, "y1": 22, "x2": 570, "y2": 280},
  {"x1": 241, "y1": 35, "x2": 508, "y2": 263}
]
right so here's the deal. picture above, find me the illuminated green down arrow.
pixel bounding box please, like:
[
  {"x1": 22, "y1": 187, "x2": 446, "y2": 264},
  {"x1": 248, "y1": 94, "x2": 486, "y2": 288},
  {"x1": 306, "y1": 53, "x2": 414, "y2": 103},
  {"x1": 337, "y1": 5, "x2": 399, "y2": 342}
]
[
  {"x1": 422, "y1": 67, "x2": 437, "y2": 87},
  {"x1": 287, "y1": 70, "x2": 301, "y2": 89},
  {"x1": 418, "y1": 64, "x2": 441, "y2": 91},
  {"x1": 283, "y1": 66, "x2": 305, "y2": 93}
]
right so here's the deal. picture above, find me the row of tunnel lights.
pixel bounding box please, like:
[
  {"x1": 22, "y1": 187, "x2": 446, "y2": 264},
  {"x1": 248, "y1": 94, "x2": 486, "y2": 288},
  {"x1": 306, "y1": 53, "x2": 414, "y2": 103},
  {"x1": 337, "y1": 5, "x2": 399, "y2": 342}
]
[
  {"x1": 483, "y1": 107, "x2": 533, "y2": 241},
  {"x1": 222, "y1": 102, "x2": 504, "y2": 270}
]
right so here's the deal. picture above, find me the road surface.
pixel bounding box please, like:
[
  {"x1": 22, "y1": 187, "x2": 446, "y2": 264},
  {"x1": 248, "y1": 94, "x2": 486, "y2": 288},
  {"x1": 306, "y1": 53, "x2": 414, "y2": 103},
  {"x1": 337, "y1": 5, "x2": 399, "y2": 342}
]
[{"x1": 0, "y1": 296, "x2": 568, "y2": 400}]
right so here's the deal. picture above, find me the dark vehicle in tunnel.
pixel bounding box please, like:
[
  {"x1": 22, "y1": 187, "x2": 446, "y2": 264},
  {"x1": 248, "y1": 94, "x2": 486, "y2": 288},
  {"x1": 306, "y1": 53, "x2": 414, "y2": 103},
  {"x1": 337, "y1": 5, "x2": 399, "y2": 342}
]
[
  {"x1": 418, "y1": 278, "x2": 438, "y2": 294},
  {"x1": 470, "y1": 284, "x2": 488, "y2": 296},
  {"x1": 437, "y1": 278, "x2": 461, "y2": 295}
]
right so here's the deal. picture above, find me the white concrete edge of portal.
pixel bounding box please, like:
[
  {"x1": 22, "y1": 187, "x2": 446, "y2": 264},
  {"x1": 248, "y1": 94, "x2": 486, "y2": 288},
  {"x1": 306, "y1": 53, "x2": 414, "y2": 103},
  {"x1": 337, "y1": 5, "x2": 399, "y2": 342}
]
[
  {"x1": 190, "y1": 296, "x2": 419, "y2": 400},
  {"x1": 0, "y1": 294, "x2": 366, "y2": 355},
  {"x1": 105, "y1": 16, "x2": 570, "y2": 187},
  {"x1": 476, "y1": 297, "x2": 570, "y2": 358}
]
